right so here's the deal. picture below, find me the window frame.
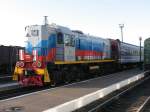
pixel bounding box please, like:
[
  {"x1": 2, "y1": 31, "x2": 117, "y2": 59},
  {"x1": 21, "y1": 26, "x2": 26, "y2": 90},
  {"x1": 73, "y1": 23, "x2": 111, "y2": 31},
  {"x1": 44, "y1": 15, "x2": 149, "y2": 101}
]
[
  {"x1": 57, "y1": 32, "x2": 64, "y2": 45},
  {"x1": 64, "y1": 34, "x2": 75, "y2": 47},
  {"x1": 31, "y1": 30, "x2": 39, "y2": 37}
]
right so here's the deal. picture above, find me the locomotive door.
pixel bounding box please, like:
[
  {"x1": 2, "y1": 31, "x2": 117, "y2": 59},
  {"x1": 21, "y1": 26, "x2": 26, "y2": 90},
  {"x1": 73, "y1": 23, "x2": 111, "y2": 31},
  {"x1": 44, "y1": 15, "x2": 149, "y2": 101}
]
[
  {"x1": 110, "y1": 39, "x2": 119, "y2": 60},
  {"x1": 64, "y1": 34, "x2": 75, "y2": 61}
]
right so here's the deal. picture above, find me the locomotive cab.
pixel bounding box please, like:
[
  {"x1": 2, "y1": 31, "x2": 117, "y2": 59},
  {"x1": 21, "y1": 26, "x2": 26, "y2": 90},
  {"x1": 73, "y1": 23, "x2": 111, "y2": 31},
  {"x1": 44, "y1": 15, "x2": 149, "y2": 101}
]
[{"x1": 57, "y1": 33, "x2": 75, "y2": 61}]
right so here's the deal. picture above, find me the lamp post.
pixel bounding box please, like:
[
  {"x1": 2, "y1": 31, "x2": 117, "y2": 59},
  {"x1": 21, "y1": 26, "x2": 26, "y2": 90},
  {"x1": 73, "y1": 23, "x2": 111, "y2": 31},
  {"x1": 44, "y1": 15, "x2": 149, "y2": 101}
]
[
  {"x1": 139, "y1": 37, "x2": 142, "y2": 69},
  {"x1": 119, "y1": 24, "x2": 124, "y2": 42}
]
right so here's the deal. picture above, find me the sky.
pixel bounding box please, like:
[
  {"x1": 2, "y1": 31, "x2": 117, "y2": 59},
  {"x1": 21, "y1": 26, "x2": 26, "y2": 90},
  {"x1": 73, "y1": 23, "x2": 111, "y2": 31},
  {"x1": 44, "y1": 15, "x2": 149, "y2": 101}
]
[{"x1": 0, "y1": 0, "x2": 150, "y2": 46}]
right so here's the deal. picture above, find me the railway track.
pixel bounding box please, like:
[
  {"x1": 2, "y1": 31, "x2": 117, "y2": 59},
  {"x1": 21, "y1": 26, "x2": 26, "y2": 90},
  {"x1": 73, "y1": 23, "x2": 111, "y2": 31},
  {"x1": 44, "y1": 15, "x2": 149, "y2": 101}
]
[
  {"x1": 0, "y1": 86, "x2": 49, "y2": 100},
  {"x1": 0, "y1": 74, "x2": 12, "y2": 83},
  {"x1": 137, "y1": 96, "x2": 150, "y2": 112},
  {"x1": 0, "y1": 75, "x2": 12, "y2": 79}
]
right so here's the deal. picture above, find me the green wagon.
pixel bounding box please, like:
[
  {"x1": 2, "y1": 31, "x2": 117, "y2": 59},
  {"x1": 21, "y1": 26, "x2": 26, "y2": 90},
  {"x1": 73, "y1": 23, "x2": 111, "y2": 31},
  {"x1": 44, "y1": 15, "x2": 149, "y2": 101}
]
[{"x1": 144, "y1": 38, "x2": 150, "y2": 70}]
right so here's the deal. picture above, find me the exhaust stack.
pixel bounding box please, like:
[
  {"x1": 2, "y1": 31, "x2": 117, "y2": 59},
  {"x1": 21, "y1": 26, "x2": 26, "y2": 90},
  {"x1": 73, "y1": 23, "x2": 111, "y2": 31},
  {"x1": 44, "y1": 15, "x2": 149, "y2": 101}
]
[{"x1": 43, "y1": 16, "x2": 48, "y2": 25}]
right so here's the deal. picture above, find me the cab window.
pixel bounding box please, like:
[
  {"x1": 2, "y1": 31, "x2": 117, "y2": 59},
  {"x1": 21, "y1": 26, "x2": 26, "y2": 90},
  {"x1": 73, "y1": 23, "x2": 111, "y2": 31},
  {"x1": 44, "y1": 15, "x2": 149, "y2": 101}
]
[
  {"x1": 64, "y1": 34, "x2": 75, "y2": 46},
  {"x1": 31, "y1": 30, "x2": 39, "y2": 36},
  {"x1": 57, "y1": 33, "x2": 64, "y2": 44}
]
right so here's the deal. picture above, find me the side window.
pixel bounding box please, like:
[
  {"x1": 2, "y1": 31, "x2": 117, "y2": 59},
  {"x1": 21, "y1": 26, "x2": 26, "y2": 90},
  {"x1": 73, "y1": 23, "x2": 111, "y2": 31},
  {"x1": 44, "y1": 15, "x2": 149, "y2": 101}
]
[
  {"x1": 76, "y1": 39, "x2": 80, "y2": 49},
  {"x1": 64, "y1": 34, "x2": 75, "y2": 47},
  {"x1": 64, "y1": 34, "x2": 70, "y2": 46},
  {"x1": 57, "y1": 33, "x2": 64, "y2": 44},
  {"x1": 71, "y1": 35, "x2": 75, "y2": 46}
]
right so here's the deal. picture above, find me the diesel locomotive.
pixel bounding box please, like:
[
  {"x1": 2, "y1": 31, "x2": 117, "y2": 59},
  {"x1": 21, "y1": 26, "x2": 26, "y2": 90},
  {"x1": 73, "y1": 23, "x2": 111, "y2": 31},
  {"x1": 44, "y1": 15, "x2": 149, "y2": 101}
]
[{"x1": 13, "y1": 17, "x2": 144, "y2": 86}]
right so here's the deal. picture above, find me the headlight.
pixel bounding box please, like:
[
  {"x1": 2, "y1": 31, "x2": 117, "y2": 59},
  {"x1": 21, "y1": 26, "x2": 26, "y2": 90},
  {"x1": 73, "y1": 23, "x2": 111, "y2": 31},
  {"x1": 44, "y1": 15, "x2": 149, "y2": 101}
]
[
  {"x1": 16, "y1": 62, "x2": 20, "y2": 67},
  {"x1": 32, "y1": 61, "x2": 42, "y2": 68},
  {"x1": 16, "y1": 61, "x2": 24, "y2": 68},
  {"x1": 37, "y1": 61, "x2": 42, "y2": 68},
  {"x1": 19, "y1": 61, "x2": 25, "y2": 67}
]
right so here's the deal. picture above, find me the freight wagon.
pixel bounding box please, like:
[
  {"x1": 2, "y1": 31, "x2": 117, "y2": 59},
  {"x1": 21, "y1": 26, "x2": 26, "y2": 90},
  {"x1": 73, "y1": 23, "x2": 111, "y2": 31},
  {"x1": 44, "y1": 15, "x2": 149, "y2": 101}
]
[{"x1": 0, "y1": 46, "x2": 24, "y2": 76}]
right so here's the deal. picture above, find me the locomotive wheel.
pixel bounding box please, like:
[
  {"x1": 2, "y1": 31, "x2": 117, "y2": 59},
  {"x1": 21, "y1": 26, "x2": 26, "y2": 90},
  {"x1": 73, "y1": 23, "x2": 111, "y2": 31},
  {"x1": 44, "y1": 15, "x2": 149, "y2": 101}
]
[
  {"x1": 50, "y1": 77, "x2": 56, "y2": 86},
  {"x1": 72, "y1": 67, "x2": 80, "y2": 81},
  {"x1": 64, "y1": 71, "x2": 72, "y2": 84},
  {"x1": 50, "y1": 71, "x2": 58, "y2": 86},
  {"x1": 77, "y1": 69, "x2": 85, "y2": 80},
  {"x1": 75, "y1": 71, "x2": 81, "y2": 82}
]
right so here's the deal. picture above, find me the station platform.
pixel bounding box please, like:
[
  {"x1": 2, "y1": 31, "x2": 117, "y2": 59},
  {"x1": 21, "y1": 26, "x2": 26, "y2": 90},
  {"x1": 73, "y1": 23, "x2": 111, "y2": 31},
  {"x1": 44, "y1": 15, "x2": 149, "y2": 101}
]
[{"x1": 0, "y1": 69, "x2": 146, "y2": 112}]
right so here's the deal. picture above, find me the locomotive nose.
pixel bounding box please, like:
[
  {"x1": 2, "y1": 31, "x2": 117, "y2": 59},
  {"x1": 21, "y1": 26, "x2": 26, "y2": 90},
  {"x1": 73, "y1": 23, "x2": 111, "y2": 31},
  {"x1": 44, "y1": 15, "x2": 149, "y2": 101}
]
[{"x1": 13, "y1": 48, "x2": 50, "y2": 86}]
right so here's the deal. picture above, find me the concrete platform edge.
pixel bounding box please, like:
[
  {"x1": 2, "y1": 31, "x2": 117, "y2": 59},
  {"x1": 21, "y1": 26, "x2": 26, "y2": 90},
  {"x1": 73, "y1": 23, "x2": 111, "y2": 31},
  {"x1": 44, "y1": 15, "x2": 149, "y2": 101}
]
[{"x1": 43, "y1": 73, "x2": 145, "y2": 112}]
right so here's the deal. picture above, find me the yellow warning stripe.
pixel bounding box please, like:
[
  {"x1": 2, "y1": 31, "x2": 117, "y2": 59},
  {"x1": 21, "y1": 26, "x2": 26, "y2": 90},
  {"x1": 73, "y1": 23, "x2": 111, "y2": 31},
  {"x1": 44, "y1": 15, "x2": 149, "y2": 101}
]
[{"x1": 55, "y1": 59, "x2": 115, "y2": 65}]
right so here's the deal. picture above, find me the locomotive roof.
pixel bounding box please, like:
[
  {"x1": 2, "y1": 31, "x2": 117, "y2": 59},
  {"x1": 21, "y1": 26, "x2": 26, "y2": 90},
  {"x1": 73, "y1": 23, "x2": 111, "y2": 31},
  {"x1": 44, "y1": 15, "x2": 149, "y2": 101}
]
[
  {"x1": 48, "y1": 24, "x2": 107, "y2": 41},
  {"x1": 30, "y1": 24, "x2": 142, "y2": 47}
]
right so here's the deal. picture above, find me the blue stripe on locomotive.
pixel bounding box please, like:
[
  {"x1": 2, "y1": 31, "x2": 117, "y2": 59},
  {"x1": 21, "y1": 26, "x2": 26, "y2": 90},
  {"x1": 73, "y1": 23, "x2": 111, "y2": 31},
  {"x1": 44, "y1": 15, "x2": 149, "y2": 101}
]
[
  {"x1": 76, "y1": 38, "x2": 104, "y2": 52},
  {"x1": 26, "y1": 34, "x2": 56, "y2": 56},
  {"x1": 26, "y1": 42, "x2": 32, "y2": 53},
  {"x1": 80, "y1": 39, "x2": 89, "y2": 50}
]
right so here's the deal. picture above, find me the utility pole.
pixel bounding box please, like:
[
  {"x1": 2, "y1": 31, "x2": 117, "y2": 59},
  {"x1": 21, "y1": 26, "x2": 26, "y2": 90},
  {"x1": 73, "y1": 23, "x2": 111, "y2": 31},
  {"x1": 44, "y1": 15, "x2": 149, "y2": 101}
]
[{"x1": 119, "y1": 24, "x2": 124, "y2": 42}]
